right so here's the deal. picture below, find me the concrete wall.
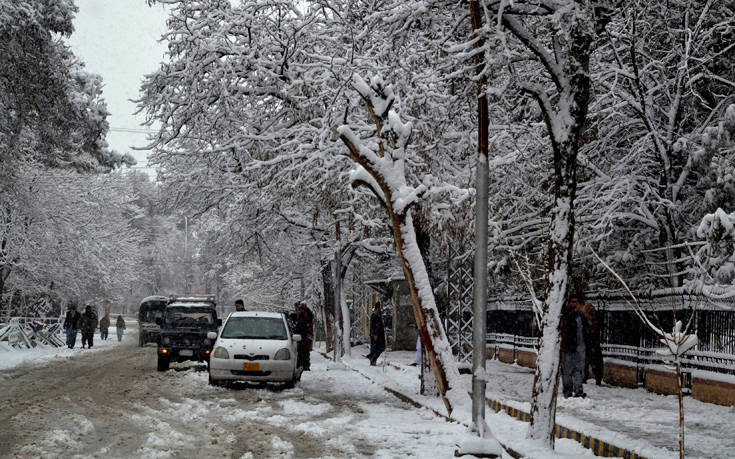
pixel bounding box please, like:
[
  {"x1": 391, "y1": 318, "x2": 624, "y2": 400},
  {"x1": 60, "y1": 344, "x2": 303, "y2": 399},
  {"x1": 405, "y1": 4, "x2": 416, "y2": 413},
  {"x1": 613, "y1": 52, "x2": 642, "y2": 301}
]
[
  {"x1": 692, "y1": 377, "x2": 735, "y2": 407},
  {"x1": 391, "y1": 280, "x2": 417, "y2": 351},
  {"x1": 516, "y1": 350, "x2": 537, "y2": 368},
  {"x1": 603, "y1": 362, "x2": 638, "y2": 389},
  {"x1": 644, "y1": 368, "x2": 679, "y2": 396},
  {"x1": 498, "y1": 348, "x2": 515, "y2": 364}
]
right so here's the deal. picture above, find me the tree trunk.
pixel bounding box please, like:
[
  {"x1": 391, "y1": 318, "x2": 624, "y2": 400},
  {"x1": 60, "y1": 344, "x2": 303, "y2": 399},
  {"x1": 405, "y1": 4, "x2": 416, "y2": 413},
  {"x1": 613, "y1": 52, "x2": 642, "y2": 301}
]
[
  {"x1": 528, "y1": 192, "x2": 572, "y2": 445},
  {"x1": 321, "y1": 259, "x2": 335, "y2": 353},
  {"x1": 389, "y1": 209, "x2": 463, "y2": 415}
]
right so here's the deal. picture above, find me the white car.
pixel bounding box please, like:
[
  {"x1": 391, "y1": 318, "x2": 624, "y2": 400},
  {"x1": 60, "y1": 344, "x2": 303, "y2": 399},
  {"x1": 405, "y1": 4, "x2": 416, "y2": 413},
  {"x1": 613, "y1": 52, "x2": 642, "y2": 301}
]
[{"x1": 208, "y1": 311, "x2": 301, "y2": 388}]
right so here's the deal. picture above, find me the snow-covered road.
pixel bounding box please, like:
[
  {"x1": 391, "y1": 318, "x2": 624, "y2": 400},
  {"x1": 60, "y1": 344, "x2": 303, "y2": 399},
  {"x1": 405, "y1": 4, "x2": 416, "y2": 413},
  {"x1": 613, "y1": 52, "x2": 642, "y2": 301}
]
[{"x1": 0, "y1": 336, "x2": 471, "y2": 458}]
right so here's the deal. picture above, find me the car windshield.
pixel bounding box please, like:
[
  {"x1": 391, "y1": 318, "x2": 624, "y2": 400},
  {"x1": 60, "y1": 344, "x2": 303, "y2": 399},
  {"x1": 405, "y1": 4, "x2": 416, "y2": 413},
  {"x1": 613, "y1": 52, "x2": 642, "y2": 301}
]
[
  {"x1": 221, "y1": 317, "x2": 287, "y2": 340},
  {"x1": 164, "y1": 307, "x2": 214, "y2": 327}
]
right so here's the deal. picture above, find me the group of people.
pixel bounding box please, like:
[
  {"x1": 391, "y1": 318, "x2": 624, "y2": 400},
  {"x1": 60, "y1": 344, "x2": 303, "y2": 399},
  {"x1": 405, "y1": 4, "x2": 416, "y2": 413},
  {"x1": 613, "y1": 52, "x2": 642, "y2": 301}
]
[
  {"x1": 62, "y1": 305, "x2": 126, "y2": 349},
  {"x1": 561, "y1": 293, "x2": 603, "y2": 398}
]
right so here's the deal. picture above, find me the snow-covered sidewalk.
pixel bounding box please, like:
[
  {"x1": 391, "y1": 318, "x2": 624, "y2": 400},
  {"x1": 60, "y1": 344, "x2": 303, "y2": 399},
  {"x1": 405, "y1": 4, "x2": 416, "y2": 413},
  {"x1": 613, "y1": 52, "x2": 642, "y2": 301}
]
[{"x1": 340, "y1": 343, "x2": 735, "y2": 459}]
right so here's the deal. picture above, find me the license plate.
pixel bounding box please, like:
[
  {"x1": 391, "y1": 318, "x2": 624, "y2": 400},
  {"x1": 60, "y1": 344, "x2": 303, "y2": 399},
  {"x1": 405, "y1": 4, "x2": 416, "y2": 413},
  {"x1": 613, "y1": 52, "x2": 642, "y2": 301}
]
[
  {"x1": 242, "y1": 362, "x2": 259, "y2": 371},
  {"x1": 180, "y1": 349, "x2": 193, "y2": 356}
]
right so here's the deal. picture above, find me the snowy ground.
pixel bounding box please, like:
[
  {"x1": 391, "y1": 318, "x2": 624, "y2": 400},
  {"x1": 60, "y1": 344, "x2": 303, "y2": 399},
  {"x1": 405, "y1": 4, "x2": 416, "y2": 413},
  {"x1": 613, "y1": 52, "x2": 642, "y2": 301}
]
[
  {"x1": 2, "y1": 327, "x2": 733, "y2": 458},
  {"x1": 359, "y1": 347, "x2": 735, "y2": 459}
]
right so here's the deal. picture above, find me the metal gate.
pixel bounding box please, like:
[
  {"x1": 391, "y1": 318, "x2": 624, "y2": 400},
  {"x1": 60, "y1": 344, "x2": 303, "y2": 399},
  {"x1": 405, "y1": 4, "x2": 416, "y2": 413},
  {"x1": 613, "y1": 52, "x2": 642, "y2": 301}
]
[{"x1": 447, "y1": 244, "x2": 474, "y2": 363}]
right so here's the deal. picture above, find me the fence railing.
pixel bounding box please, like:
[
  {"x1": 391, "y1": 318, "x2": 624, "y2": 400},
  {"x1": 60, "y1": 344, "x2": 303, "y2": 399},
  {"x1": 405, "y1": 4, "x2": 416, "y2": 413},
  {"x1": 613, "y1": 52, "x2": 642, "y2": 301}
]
[{"x1": 487, "y1": 290, "x2": 735, "y2": 379}]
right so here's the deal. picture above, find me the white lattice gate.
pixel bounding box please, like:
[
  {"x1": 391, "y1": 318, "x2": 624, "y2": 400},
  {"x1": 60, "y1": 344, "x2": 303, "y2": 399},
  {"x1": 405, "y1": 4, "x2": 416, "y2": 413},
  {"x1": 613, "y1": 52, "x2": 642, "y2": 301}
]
[{"x1": 447, "y1": 244, "x2": 474, "y2": 364}]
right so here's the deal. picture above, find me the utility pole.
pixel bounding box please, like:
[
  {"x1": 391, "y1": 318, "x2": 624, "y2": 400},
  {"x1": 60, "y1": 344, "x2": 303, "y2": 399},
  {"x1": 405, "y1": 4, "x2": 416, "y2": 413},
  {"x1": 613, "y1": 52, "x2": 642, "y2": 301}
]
[
  {"x1": 333, "y1": 219, "x2": 342, "y2": 361},
  {"x1": 470, "y1": 0, "x2": 489, "y2": 438},
  {"x1": 184, "y1": 216, "x2": 189, "y2": 294}
]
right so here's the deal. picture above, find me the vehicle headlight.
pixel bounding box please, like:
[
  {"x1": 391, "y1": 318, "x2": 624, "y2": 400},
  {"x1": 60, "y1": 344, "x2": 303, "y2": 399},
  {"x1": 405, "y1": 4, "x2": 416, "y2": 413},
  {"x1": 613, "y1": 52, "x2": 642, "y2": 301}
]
[
  {"x1": 162, "y1": 337, "x2": 171, "y2": 345},
  {"x1": 213, "y1": 346, "x2": 229, "y2": 359},
  {"x1": 203, "y1": 339, "x2": 211, "y2": 345},
  {"x1": 274, "y1": 348, "x2": 290, "y2": 360}
]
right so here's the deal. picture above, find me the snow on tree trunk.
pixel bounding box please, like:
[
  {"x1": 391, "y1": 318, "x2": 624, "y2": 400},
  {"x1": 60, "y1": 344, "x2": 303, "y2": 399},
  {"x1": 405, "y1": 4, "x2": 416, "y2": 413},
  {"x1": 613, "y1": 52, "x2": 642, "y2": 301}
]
[
  {"x1": 340, "y1": 271, "x2": 351, "y2": 357},
  {"x1": 528, "y1": 195, "x2": 572, "y2": 444},
  {"x1": 497, "y1": 1, "x2": 599, "y2": 446},
  {"x1": 338, "y1": 74, "x2": 464, "y2": 416}
]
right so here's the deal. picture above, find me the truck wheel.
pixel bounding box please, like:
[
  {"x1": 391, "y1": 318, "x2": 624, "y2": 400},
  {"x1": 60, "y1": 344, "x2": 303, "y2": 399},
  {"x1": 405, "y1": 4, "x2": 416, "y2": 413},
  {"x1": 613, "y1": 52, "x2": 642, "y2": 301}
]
[{"x1": 157, "y1": 356, "x2": 169, "y2": 372}]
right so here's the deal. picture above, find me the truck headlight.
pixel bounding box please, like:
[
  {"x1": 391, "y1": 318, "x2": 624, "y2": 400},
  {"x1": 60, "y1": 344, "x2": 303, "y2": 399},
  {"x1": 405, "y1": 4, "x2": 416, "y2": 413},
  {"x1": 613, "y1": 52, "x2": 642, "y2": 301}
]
[
  {"x1": 213, "y1": 346, "x2": 229, "y2": 359},
  {"x1": 274, "y1": 348, "x2": 290, "y2": 360}
]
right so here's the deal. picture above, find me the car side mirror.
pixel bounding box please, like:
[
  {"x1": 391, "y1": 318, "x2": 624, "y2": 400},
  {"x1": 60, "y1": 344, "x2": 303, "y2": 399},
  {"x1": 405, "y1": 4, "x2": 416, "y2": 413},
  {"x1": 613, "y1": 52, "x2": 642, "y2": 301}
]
[
  {"x1": 217, "y1": 319, "x2": 222, "y2": 326},
  {"x1": 293, "y1": 334, "x2": 302, "y2": 342},
  {"x1": 155, "y1": 318, "x2": 162, "y2": 326},
  {"x1": 207, "y1": 331, "x2": 218, "y2": 340}
]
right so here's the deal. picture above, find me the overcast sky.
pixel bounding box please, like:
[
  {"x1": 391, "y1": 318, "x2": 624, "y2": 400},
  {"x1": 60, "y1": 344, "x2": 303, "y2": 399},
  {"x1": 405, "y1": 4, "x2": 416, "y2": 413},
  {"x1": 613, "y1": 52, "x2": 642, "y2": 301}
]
[{"x1": 68, "y1": 1, "x2": 170, "y2": 173}]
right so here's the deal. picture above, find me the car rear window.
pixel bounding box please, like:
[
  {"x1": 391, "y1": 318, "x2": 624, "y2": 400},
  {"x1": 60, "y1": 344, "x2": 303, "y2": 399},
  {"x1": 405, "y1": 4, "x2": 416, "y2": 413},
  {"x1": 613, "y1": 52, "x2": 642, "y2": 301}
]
[
  {"x1": 221, "y1": 317, "x2": 287, "y2": 340},
  {"x1": 165, "y1": 307, "x2": 214, "y2": 326}
]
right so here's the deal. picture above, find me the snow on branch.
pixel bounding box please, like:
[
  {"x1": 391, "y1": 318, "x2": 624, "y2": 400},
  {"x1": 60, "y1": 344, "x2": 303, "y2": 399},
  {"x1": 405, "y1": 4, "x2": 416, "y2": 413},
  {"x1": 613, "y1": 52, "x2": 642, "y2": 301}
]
[{"x1": 337, "y1": 73, "x2": 423, "y2": 217}]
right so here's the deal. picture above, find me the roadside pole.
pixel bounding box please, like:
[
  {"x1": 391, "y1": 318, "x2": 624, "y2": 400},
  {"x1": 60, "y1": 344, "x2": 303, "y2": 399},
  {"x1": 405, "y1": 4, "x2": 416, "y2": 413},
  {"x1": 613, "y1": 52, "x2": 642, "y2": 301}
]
[{"x1": 470, "y1": 0, "x2": 489, "y2": 437}]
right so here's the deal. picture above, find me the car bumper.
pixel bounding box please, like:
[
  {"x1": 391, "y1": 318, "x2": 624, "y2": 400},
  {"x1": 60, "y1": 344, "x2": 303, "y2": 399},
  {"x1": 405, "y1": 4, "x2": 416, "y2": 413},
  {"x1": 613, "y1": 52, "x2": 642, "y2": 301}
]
[
  {"x1": 158, "y1": 347, "x2": 211, "y2": 362},
  {"x1": 209, "y1": 358, "x2": 295, "y2": 382}
]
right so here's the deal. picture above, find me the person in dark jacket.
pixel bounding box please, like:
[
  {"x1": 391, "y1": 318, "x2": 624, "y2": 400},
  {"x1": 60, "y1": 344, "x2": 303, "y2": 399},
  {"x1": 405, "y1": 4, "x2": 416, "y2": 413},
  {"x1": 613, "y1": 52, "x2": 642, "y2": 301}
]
[
  {"x1": 367, "y1": 302, "x2": 385, "y2": 366},
  {"x1": 116, "y1": 315, "x2": 126, "y2": 342},
  {"x1": 295, "y1": 302, "x2": 314, "y2": 371},
  {"x1": 583, "y1": 302, "x2": 603, "y2": 385},
  {"x1": 63, "y1": 305, "x2": 80, "y2": 349},
  {"x1": 79, "y1": 305, "x2": 98, "y2": 349},
  {"x1": 561, "y1": 294, "x2": 586, "y2": 398},
  {"x1": 99, "y1": 312, "x2": 110, "y2": 340}
]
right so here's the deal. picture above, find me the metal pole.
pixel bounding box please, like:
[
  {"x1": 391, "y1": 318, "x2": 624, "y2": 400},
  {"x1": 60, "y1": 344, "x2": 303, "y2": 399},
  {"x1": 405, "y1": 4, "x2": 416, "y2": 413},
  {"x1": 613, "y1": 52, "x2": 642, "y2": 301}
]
[
  {"x1": 470, "y1": 0, "x2": 489, "y2": 437},
  {"x1": 184, "y1": 216, "x2": 189, "y2": 294},
  {"x1": 472, "y1": 152, "x2": 489, "y2": 436}
]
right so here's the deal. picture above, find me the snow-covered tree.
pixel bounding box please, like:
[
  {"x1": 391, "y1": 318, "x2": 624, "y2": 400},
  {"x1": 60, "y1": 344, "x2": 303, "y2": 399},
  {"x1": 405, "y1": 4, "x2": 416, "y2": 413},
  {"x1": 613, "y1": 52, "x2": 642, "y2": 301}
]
[{"x1": 578, "y1": 0, "x2": 735, "y2": 291}]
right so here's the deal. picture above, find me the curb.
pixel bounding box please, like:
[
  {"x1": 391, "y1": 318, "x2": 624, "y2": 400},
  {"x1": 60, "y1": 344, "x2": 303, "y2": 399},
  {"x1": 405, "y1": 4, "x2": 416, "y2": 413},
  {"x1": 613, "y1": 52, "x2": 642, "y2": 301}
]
[{"x1": 485, "y1": 399, "x2": 647, "y2": 459}]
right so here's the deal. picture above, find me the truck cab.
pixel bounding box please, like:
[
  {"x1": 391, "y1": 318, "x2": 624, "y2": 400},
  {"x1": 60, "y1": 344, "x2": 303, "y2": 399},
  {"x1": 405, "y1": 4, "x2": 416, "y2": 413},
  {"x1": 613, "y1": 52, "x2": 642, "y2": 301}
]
[{"x1": 156, "y1": 295, "x2": 221, "y2": 371}]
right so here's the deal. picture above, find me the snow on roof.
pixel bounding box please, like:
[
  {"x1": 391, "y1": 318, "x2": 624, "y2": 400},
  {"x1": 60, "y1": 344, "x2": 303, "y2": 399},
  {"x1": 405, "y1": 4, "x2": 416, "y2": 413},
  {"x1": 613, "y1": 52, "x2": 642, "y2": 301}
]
[
  {"x1": 229, "y1": 311, "x2": 283, "y2": 318},
  {"x1": 140, "y1": 295, "x2": 168, "y2": 304},
  {"x1": 168, "y1": 302, "x2": 215, "y2": 308}
]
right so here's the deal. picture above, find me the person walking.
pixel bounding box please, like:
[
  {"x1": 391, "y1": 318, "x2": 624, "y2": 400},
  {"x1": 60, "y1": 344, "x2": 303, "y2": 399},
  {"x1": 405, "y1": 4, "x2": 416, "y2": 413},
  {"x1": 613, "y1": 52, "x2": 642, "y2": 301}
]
[
  {"x1": 367, "y1": 302, "x2": 385, "y2": 366},
  {"x1": 561, "y1": 294, "x2": 587, "y2": 398},
  {"x1": 63, "y1": 305, "x2": 80, "y2": 349},
  {"x1": 99, "y1": 312, "x2": 110, "y2": 340},
  {"x1": 583, "y1": 302, "x2": 603, "y2": 385},
  {"x1": 295, "y1": 302, "x2": 314, "y2": 371},
  {"x1": 116, "y1": 315, "x2": 126, "y2": 342},
  {"x1": 411, "y1": 335, "x2": 422, "y2": 366},
  {"x1": 79, "y1": 305, "x2": 98, "y2": 349}
]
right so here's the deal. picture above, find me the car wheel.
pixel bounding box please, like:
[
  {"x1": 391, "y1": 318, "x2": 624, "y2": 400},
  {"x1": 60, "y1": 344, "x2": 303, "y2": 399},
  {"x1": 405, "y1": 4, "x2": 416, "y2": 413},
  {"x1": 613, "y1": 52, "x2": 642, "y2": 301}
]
[
  {"x1": 208, "y1": 372, "x2": 222, "y2": 387},
  {"x1": 157, "y1": 355, "x2": 169, "y2": 372},
  {"x1": 284, "y1": 378, "x2": 296, "y2": 389},
  {"x1": 139, "y1": 333, "x2": 145, "y2": 347}
]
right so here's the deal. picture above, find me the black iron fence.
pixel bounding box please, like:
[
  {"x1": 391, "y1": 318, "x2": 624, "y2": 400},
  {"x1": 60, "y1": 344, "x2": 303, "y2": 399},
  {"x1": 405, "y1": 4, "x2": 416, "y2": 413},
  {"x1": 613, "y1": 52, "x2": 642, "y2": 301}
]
[{"x1": 487, "y1": 291, "x2": 735, "y2": 377}]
